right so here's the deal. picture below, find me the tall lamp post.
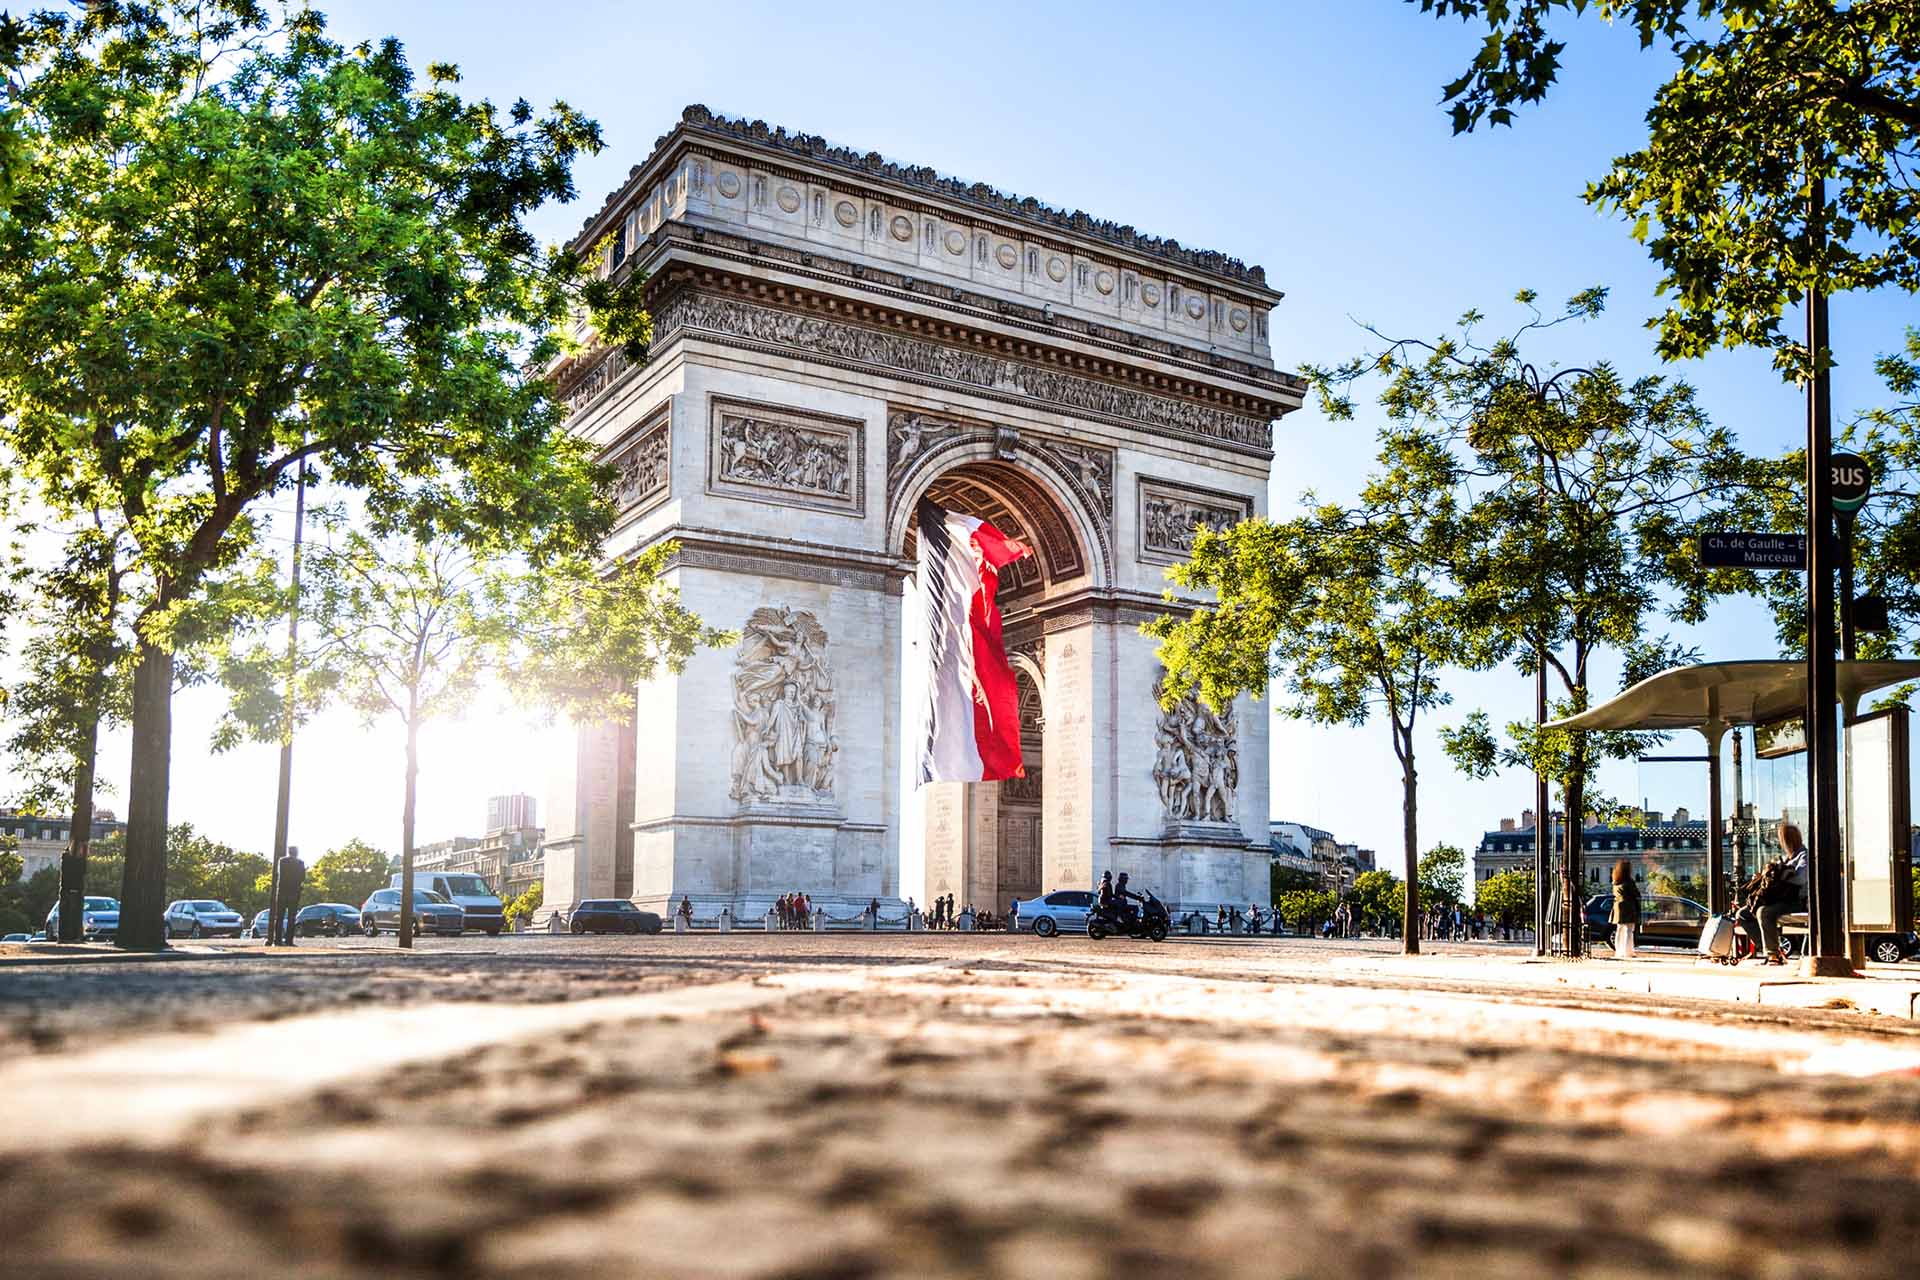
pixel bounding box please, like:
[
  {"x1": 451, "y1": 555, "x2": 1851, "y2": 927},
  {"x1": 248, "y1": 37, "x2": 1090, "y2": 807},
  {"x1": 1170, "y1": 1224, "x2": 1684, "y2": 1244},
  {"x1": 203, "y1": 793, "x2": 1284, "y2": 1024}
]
[{"x1": 1802, "y1": 171, "x2": 1854, "y2": 978}]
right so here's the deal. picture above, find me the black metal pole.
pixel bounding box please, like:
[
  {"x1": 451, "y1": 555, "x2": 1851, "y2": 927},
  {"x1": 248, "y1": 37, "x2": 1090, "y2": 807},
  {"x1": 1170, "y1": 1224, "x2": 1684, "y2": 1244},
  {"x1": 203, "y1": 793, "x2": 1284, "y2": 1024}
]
[
  {"x1": 1803, "y1": 172, "x2": 1852, "y2": 976},
  {"x1": 265, "y1": 458, "x2": 307, "y2": 946},
  {"x1": 1534, "y1": 657, "x2": 1549, "y2": 955}
]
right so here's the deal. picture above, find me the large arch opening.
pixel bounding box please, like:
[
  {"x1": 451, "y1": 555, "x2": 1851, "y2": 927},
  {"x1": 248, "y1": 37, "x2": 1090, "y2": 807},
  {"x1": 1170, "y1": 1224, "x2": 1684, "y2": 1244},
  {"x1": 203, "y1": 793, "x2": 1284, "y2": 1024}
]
[{"x1": 896, "y1": 456, "x2": 1097, "y2": 919}]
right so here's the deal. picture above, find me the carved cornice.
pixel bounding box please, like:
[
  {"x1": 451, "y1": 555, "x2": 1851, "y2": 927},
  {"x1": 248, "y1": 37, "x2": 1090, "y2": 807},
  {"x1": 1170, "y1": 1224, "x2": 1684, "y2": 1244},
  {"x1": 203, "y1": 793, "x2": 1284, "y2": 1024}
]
[
  {"x1": 640, "y1": 220, "x2": 1299, "y2": 398},
  {"x1": 652, "y1": 289, "x2": 1274, "y2": 457},
  {"x1": 590, "y1": 105, "x2": 1270, "y2": 290}
]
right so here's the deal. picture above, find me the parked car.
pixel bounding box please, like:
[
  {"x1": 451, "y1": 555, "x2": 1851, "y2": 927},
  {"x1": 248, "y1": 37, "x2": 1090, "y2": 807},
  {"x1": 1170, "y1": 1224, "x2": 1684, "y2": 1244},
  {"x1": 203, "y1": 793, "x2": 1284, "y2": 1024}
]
[
  {"x1": 1020, "y1": 889, "x2": 1097, "y2": 938},
  {"x1": 29, "y1": 932, "x2": 46, "y2": 941},
  {"x1": 359, "y1": 887, "x2": 464, "y2": 936},
  {"x1": 1583, "y1": 893, "x2": 1715, "y2": 949},
  {"x1": 388, "y1": 872, "x2": 504, "y2": 936},
  {"x1": 245, "y1": 909, "x2": 272, "y2": 939},
  {"x1": 2, "y1": 932, "x2": 29, "y2": 942},
  {"x1": 163, "y1": 899, "x2": 245, "y2": 939},
  {"x1": 566, "y1": 899, "x2": 663, "y2": 935},
  {"x1": 294, "y1": 903, "x2": 362, "y2": 937},
  {"x1": 45, "y1": 896, "x2": 121, "y2": 942},
  {"x1": 1776, "y1": 913, "x2": 1918, "y2": 965}
]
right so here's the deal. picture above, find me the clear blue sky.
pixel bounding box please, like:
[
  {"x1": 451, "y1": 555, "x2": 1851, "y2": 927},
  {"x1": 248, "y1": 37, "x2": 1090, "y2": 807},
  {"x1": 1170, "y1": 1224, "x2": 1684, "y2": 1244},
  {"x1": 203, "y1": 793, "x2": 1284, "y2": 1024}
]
[{"x1": 89, "y1": 0, "x2": 1917, "y2": 877}]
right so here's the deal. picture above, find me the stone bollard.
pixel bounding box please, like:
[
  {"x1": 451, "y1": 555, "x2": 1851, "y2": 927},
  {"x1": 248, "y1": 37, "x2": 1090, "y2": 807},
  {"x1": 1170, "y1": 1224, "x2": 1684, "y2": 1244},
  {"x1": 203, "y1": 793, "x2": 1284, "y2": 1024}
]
[
  {"x1": 674, "y1": 913, "x2": 687, "y2": 934},
  {"x1": 718, "y1": 907, "x2": 731, "y2": 934},
  {"x1": 1186, "y1": 916, "x2": 1200, "y2": 936},
  {"x1": 908, "y1": 910, "x2": 922, "y2": 932},
  {"x1": 812, "y1": 909, "x2": 826, "y2": 932},
  {"x1": 864, "y1": 908, "x2": 877, "y2": 932},
  {"x1": 764, "y1": 909, "x2": 775, "y2": 934}
]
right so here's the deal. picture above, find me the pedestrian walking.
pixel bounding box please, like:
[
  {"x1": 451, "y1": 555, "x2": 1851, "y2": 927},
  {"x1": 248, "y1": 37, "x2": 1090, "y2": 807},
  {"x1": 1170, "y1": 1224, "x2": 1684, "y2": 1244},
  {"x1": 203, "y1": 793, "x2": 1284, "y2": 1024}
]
[
  {"x1": 679, "y1": 895, "x2": 693, "y2": 927},
  {"x1": 1611, "y1": 860, "x2": 1641, "y2": 959}
]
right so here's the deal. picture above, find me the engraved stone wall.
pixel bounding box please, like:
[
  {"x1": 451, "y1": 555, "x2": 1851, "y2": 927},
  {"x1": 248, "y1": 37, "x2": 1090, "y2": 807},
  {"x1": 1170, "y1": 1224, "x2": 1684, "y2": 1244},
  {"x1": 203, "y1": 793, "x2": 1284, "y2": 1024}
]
[
  {"x1": 708, "y1": 397, "x2": 865, "y2": 516},
  {"x1": 1137, "y1": 479, "x2": 1254, "y2": 564}
]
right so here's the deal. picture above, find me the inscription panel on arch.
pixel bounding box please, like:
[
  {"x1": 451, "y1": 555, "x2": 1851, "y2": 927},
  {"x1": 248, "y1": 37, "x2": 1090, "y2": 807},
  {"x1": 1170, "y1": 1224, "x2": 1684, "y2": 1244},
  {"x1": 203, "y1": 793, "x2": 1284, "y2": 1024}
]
[
  {"x1": 1136, "y1": 478, "x2": 1253, "y2": 565},
  {"x1": 706, "y1": 396, "x2": 866, "y2": 517}
]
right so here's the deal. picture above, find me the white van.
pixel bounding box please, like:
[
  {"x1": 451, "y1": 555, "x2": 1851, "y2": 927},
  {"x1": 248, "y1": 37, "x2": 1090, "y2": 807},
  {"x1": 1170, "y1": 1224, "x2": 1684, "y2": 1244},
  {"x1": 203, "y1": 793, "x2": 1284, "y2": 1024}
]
[{"x1": 390, "y1": 871, "x2": 505, "y2": 935}]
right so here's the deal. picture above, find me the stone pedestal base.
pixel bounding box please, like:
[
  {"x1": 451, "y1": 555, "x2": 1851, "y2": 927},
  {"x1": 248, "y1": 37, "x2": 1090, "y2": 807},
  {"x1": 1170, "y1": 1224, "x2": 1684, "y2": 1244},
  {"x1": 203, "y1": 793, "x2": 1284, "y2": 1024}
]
[{"x1": 1111, "y1": 827, "x2": 1261, "y2": 916}]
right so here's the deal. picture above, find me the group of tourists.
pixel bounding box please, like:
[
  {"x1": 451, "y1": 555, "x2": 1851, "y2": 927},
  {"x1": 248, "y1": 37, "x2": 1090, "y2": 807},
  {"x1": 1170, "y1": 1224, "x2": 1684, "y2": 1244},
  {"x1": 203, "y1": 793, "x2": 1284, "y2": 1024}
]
[
  {"x1": 1421, "y1": 903, "x2": 1493, "y2": 941},
  {"x1": 926, "y1": 894, "x2": 964, "y2": 929},
  {"x1": 773, "y1": 891, "x2": 813, "y2": 930}
]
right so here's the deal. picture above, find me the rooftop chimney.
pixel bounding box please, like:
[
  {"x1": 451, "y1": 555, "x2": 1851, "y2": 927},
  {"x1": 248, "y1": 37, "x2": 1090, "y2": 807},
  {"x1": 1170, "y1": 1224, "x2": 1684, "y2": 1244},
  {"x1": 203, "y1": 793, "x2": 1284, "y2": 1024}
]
[{"x1": 1499, "y1": 818, "x2": 1516, "y2": 832}]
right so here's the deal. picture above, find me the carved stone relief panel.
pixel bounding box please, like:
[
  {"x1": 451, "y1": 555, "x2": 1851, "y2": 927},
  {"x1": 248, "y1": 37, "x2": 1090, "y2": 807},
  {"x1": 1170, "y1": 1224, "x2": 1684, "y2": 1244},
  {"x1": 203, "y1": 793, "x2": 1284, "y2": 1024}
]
[
  {"x1": 730, "y1": 607, "x2": 837, "y2": 807},
  {"x1": 1153, "y1": 684, "x2": 1238, "y2": 825},
  {"x1": 606, "y1": 411, "x2": 671, "y2": 516},
  {"x1": 1035, "y1": 436, "x2": 1114, "y2": 526},
  {"x1": 1137, "y1": 478, "x2": 1253, "y2": 564},
  {"x1": 708, "y1": 396, "x2": 865, "y2": 516}
]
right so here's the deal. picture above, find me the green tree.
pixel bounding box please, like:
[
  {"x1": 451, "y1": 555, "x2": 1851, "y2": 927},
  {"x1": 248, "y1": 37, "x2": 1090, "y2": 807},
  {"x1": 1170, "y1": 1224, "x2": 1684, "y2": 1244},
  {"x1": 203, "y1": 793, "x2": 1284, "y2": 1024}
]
[
  {"x1": 1309, "y1": 291, "x2": 1751, "y2": 956},
  {"x1": 503, "y1": 881, "x2": 543, "y2": 932},
  {"x1": 161, "y1": 824, "x2": 272, "y2": 918},
  {"x1": 0, "y1": 847, "x2": 19, "y2": 885},
  {"x1": 300, "y1": 530, "x2": 718, "y2": 947},
  {"x1": 1270, "y1": 863, "x2": 1318, "y2": 904},
  {"x1": 1276, "y1": 888, "x2": 1337, "y2": 934},
  {"x1": 0, "y1": 4, "x2": 643, "y2": 950},
  {"x1": 307, "y1": 839, "x2": 390, "y2": 908},
  {"x1": 1474, "y1": 869, "x2": 1536, "y2": 931},
  {"x1": 1152, "y1": 433, "x2": 1484, "y2": 955},
  {"x1": 1348, "y1": 870, "x2": 1406, "y2": 934},
  {"x1": 1419, "y1": 843, "x2": 1468, "y2": 908},
  {"x1": 1409, "y1": 0, "x2": 1920, "y2": 365}
]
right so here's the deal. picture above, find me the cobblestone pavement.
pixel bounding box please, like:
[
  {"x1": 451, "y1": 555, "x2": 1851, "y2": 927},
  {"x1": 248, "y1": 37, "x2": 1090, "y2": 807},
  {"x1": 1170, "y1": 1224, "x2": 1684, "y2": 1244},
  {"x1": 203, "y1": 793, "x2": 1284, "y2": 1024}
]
[{"x1": 5, "y1": 933, "x2": 1920, "y2": 1277}]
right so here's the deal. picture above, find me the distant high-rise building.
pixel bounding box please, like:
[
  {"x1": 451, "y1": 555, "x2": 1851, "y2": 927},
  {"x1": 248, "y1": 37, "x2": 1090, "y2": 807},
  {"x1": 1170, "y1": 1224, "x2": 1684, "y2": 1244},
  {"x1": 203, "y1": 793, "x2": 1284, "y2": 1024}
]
[{"x1": 487, "y1": 793, "x2": 537, "y2": 833}]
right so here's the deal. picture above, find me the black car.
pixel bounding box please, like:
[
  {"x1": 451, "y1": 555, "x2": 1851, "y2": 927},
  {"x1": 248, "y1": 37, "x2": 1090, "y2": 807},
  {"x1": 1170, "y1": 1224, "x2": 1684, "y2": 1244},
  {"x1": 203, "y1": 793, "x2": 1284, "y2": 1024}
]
[
  {"x1": 1584, "y1": 893, "x2": 1715, "y2": 949},
  {"x1": 293, "y1": 903, "x2": 362, "y2": 937},
  {"x1": 568, "y1": 900, "x2": 663, "y2": 935}
]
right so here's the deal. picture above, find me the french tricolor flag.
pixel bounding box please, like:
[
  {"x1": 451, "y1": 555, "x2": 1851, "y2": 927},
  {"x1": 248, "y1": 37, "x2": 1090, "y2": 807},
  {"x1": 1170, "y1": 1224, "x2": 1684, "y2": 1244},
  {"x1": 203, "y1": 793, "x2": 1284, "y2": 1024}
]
[{"x1": 916, "y1": 497, "x2": 1031, "y2": 785}]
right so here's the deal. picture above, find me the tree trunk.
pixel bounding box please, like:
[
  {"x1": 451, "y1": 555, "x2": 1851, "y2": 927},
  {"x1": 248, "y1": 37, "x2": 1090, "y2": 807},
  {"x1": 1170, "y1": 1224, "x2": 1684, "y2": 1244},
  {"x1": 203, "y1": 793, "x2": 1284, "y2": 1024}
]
[
  {"x1": 1562, "y1": 742, "x2": 1587, "y2": 960},
  {"x1": 399, "y1": 712, "x2": 419, "y2": 950},
  {"x1": 1402, "y1": 753, "x2": 1420, "y2": 956},
  {"x1": 55, "y1": 717, "x2": 99, "y2": 943},
  {"x1": 117, "y1": 637, "x2": 174, "y2": 951}
]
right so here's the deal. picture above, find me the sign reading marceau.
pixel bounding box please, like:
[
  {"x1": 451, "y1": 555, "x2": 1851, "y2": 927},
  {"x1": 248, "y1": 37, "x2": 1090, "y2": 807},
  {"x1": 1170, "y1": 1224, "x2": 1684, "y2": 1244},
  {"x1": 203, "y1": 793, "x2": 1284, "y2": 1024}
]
[{"x1": 1698, "y1": 532, "x2": 1807, "y2": 570}]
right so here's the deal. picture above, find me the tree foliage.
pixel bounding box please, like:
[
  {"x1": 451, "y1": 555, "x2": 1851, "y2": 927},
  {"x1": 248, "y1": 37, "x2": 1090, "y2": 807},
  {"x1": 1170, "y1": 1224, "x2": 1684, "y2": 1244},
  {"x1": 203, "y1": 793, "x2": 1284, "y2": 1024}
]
[
  {"x1": 1474, "y1": 868, "x2": 1536, "y2": 928},
  {"x1": 1153, "y1": 402, "x2": 1490, "y2": 955},
  {"x1": 1276, "y1": 888, "x2": 1337, "y2": 932},
  {"x1": 1307, "y1": 290, "x2": 1752, "y2": 953},
  {"x1": 503, "y1": 880, "x2": 543, "y2": 931},
  {"x1": 1270, "y1": 863, "x2": 1318, "y2": 903},
  {"x1": 307, "y1": 838, "x2": 389, "y2": 907},
  {"x1": 0, "y1": 3, "x2": 646, "y2": 949},
  {"x1": 1347, "y1": 869, "x2": 1406, "y2": 932},
  {"x1": 1419, "y1": 843, "x2": 1468, "y2": 907},
  {"x1": 1411, "y1": 0, "x2": 1920, "y2": 365}
]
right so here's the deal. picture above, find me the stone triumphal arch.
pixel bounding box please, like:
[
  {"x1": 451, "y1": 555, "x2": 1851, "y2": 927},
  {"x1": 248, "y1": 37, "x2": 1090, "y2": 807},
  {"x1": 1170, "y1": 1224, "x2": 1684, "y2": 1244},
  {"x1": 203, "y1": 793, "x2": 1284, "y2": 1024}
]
[{"x1": 540, "y1": 107, "x2": 1302, "y2": 923}]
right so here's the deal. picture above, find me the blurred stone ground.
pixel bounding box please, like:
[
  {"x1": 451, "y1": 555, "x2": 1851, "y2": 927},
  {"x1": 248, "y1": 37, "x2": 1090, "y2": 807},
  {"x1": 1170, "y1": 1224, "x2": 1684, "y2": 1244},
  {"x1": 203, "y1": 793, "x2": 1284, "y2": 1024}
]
[{"x1": 4, "y1": 933, "x2": 1919, "y2": 1277}]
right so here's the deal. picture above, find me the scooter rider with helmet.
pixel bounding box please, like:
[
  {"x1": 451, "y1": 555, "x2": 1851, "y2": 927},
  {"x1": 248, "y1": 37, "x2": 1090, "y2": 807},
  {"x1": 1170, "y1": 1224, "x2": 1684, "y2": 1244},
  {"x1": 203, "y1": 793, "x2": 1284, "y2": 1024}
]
[
  {"x1": 1097, "y1": 870, "x2": 1115, "y2": 917},
  {"x1": 1114, "y1": 872, "x2": 1145, "y2": 926}
]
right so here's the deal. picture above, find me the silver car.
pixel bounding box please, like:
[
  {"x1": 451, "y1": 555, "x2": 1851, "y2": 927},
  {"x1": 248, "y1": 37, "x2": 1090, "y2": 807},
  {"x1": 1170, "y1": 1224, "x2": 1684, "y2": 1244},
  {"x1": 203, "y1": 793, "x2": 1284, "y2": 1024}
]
[
  {"x1": 163, "y1": 899, "x2": 244, "y2": 938},
  {"x1": 46, "y1": 896, "x2": 121, "y2": 941},
  {"x1": 1019, "y1": 889, "x2": 1096, "y2": 938}
]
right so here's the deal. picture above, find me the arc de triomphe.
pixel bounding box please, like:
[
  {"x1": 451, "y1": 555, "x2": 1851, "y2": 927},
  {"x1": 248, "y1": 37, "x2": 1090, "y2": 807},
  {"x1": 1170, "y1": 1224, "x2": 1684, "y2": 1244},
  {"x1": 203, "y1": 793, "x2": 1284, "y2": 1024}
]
[{"x1": 541, "y1": 106, "x2": 1302, "y2": 922}]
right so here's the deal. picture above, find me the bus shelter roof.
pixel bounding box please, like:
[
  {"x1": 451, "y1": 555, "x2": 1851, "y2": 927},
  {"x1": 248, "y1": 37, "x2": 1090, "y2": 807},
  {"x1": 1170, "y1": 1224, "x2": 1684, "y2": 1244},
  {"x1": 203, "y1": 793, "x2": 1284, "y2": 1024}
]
[{"x1": 1544, "y1": 660, "x2": 1920, "y2": 733}]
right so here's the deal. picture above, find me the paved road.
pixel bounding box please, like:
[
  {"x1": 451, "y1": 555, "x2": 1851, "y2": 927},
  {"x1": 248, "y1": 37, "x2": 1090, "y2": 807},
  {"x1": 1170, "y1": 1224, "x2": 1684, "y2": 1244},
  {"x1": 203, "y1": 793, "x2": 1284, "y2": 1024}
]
[{"x1": 4, "y1": 933, "x2": 1918, "y2": 1277}]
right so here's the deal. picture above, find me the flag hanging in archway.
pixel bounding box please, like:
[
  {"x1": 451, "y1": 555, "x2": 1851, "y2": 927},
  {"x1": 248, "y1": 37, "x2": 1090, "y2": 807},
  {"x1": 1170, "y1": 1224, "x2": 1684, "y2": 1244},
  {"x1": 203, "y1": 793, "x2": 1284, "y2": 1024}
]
[{"x1": 915, "y1": 497, "x2": 1031, "y2": 785}]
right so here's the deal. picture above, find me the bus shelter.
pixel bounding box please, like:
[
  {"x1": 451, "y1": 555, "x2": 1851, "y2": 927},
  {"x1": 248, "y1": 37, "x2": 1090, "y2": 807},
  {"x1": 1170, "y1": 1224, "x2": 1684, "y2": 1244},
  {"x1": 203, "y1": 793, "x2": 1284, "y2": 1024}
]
[{"x1": 1547, "y1": 661, "x2": 1920, "y2": 935}]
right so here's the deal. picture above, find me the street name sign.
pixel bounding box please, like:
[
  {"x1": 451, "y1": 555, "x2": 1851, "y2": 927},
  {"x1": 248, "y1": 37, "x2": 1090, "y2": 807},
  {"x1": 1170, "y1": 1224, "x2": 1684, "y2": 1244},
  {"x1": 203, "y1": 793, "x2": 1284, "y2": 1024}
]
[{"x1": 1698, "y1": 532, "x2": 1807, "y2": 570}]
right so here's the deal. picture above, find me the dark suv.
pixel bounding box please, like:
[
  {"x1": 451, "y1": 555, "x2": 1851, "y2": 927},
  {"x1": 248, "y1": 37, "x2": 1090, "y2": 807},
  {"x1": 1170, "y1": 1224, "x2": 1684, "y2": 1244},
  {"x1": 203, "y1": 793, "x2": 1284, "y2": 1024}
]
[{"x1": 567, "y1": 900, "x2": 663, "y2": 935}]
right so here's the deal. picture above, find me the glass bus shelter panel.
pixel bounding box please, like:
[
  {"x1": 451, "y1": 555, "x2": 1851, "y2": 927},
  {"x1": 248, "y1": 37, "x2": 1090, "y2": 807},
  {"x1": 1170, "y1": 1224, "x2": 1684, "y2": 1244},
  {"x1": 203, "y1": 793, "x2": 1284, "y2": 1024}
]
[{"x1": 1726, "y1": 724, "x2": 1809, "y2": 891}]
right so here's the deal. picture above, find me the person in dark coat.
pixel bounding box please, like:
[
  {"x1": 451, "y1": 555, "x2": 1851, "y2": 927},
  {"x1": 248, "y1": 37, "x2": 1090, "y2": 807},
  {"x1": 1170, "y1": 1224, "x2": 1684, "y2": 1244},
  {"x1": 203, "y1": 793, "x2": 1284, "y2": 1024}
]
[
  {"x1": 1609, "y1": 859, "x2": 1641, "y2": 959},
  {"x1": 270, "y1": 849, "x2": 306, "y2": 947}
]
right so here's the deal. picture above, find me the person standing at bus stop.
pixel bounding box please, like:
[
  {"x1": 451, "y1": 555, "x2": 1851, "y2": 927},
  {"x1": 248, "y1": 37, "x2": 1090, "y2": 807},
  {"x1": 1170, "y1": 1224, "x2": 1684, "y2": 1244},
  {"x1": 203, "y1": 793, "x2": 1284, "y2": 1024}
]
[
  {"x1": 1610, "y1": 859, "x2": 1641, "y2": 959},
  {"x1": 270, "y1": 848, "x2": 306, "y2": 947}
]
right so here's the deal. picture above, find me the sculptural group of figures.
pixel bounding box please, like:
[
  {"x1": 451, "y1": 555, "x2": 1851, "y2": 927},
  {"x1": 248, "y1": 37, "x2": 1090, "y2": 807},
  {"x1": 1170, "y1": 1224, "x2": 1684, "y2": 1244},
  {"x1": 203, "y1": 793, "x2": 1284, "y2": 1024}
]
[
  {"x1": 719, "y1": 415, "x2": 851, "y2": 497},
  {"x1": 731, "y1": 607, "x2": 838, "y2": 803},
  {"x1": 1154, "y1": 691, "x2": 1237, "y2": 823}
]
